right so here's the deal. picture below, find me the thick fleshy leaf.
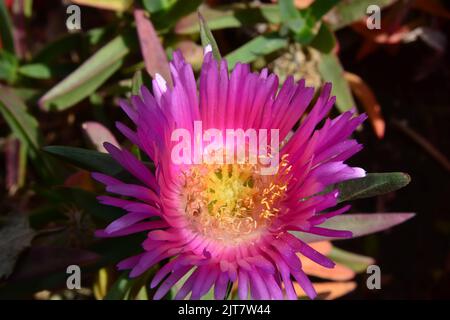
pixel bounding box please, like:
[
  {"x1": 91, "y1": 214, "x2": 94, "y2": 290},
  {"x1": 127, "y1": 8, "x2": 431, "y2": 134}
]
[
  {"x1": 71, "y1": 0, "x2": 133, "y2": 12},
  {"x1": 134, "y1": 9, "x2": 172, "y2": 85},
  {"x1": 225, "y1": 33, "x2": 288, "y2": 70},
  {"x1": 82, "y1": 121, "x2": 119, "y2": 153},
  {"x1": 292, "y1": 213, "x2": 415, "y2": 243},
  {"x1": 132, "y1": 70, "x2": 144, "y2": 95},
  {"x1": 337, "y1": 172, "x2": 411, "y2": 202},
  {"x1": 18, "y1": 63, "x2": 54, "y2": 80},
  {"x1": 0, "y1": 85, "x2": 53, "y2": 179},
  {"x1": 39, "y1": 32, "x2": 136, "y2": 111},
  {"x1": 318, "y1": 52, "x2": 355, "y2": 112},
  {"x1": 198, "y1": 12, "x2": 221, "y2": 61},
  {"x1": 295, "y1": 281, "x2": 357, "y2": 300},
  {"x1": 43, "y1": 146, "x2": 123, "y2": 176}
]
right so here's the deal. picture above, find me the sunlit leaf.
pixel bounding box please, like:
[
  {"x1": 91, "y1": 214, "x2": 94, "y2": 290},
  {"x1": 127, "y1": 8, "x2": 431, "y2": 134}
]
[
  {"x1": 317, "y1": 52, "x2": 355, "y2": 112},
  {"x1": 225, "y1": 33, "x2": 288, "y2": 70},
  {"x1": 71, "y1": 0, "x2": 133, "y2": 12},
  {"x1": 0, "y1": 0, "x2": 14, "y2": 53},
  {"x1": 175, "y1": 4, "x2": 279, "y2": 35},
  {"x1": 82, "y1": 121, "x2": 119, "y2": 153},
  {"x1": 18, "y1": 63, "x2": 54, "y2": 80},
  {"x1": 39, "y1": 32, "x2": 136, "y2": 111},
  {"x1": 199, "y1": 12, "x2": 221, "y2": 61},
  {"x1": 279, "y1": 0, "x2": 305, "y2": 34},
  {"x1": 43, "y1": 146, "x2": 123, "y2": 176},
  {"x1": 134, "y1": 9, "x2": 172, "y2": 85}
]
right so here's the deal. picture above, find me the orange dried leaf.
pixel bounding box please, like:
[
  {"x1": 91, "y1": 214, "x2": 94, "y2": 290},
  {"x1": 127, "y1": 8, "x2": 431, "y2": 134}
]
[{"x1": 345, "y1": 72, "x2": 385, "y2": 139}]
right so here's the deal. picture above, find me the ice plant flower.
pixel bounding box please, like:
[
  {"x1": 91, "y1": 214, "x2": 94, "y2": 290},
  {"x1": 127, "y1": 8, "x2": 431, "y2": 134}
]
[{"x1": 92, "y1": 48, "x2": 367, "y2": 300}]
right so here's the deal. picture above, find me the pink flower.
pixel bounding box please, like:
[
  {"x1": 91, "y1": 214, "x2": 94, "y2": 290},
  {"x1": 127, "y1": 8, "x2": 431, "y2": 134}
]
[{"x1": 92, "y1": 49, "x2": 367, "y2": 300}]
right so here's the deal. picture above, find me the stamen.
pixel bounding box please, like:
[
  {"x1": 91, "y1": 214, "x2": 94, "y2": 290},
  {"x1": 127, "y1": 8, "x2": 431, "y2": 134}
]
[{"x1": 182, "y1": 156, "x2": 291, "y2": 245}]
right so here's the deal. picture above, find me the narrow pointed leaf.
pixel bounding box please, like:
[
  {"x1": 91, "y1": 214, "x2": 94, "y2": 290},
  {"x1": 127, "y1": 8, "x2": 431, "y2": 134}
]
[
  {"x1": 39, "y1": 32, "x2": 136, "y2": 111},
  {"x1": 225, "y1": 33, "x2": 287, "y2": 70},
  {"x1": 71, "y1": 0, "x2": 133, "y2": 12},
  {"x1": 337, "y1": 172, "x2": 411, "y2": 202},
  {"x1": 292, "y1": 213, "x2": 415, "y2": 243},
  {"x1": 198, "y1": 12, "x2": 221, "y2": 61},
  {"x1": 327, "y1": 247, "x2": 375, "y2": 273},
  {"x1": 318, "y1": 52, "x2": 355, "y2": 112},
  {"x1": 0, "y1": 0, "x2": 15, "y2": 53}
]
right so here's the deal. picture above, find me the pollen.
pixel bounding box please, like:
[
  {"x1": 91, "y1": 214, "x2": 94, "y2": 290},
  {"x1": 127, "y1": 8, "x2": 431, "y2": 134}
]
[{"x1": 182, "y1": 156, "x2": 291, "y2": 245}]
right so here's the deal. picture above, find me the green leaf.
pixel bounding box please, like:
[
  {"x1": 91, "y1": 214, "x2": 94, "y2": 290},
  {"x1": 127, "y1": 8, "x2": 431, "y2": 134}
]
[
  {"x1": 134, "y1": 9, "x2": 172, "y2": 85},
  {"x1": 104, "y1": 273, "x2": 132, "y2": 300},
  {"x1": 318, "y1": 52, "x2": 355, "y2": 112},
  {"x1": 142, "y1": 0, "x2": 176, "y2": 14},
  {"x1": 292, "y1": 213, "x2": 415, "y2": 243},
  {"x1": 310, "y1": 23, "x2": 336, "y2": 53},
  {"x1": 0, "y1": 85, "x2": 54, "y2": 179},
  {"x1": 225, "y1": 33, "x2": 288, "y2": 70},
  {"x1": 71, "y1": 0, "x2": 133, "y2": 12},
  {"x1": 43, "y1": 146, "x2": 123, "y2": 176},
  {"x1": 39, "y1": 32, "x2": 137, "y2": 111},
  {"x1": 308, "y1": 0, "x2": 340, "y2": 21},
  {"x1": 0, "y1": 0, "x2": 14, "y2": 53},
  {"x1": 337, "y1": 172, "x2": 411, "y2": 202},
  {"x1": 0, "y1": 214, "x2": 35, "y2": 279},
  {"x1": 327, "y1": 247, "x2": 375, "y2": 273},
  {"x1": 329, "y1": 0, "x2": 396, "y2": 31},
  {"x1": 279, "y1": 0, "x2": 305, "y2": 34},
  {"x1": 175, "y1": 4, "x2": 279, "y2": 35},
  {"x1": 0, "y1": 49, "x2": 18, "y2": 83},
  {"x1": 132, "y1": 70, "x2": 144, "y2": 95},
  {"x1": 199, "y1": 12, "x2": 221, "y2": 61}
]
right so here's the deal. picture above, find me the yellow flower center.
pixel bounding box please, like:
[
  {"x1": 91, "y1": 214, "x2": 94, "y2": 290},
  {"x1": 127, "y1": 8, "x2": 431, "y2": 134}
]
[{"x1": 182, "y1": 156, "x2": 291, "y2": 245}]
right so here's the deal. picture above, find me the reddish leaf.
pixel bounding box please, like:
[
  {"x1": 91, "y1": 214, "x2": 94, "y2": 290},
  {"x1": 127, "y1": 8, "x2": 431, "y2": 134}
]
[{"x1": 134, "y1": 9, "x2": 172, "y2": 87}]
